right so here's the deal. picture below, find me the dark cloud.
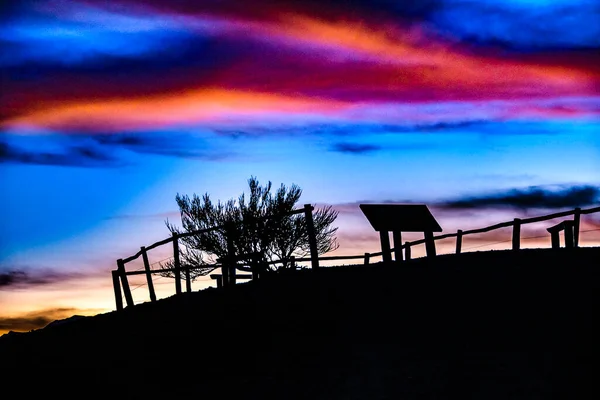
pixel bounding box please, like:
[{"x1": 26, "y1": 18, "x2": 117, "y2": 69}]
[
  {"x1": 0, "y1": 268, "x2": 86, "y2": 288},
  {"x1": 2, "y1": 33, "x2": 242, "y2": 77},
  {"x1": 440, "y1": 185, "x2": 600, "y2": 210},
  {"x1": 95, "y1": 0, "x2": 599, "y2": 50},
  {"x1": 212, "y1": 120, "x2": 499, "y2": 138},
  {"x1": 330, "y1": 184, "x2": 599, "y2": 217},
  {"x1": 430, "y1": 1, "x2": 600, "y2": 50},
  {"x1": 411, "y1": 120, "x2": 488, "y2": 132},
  {"x1": 331, "y1": 142, "x2": 382, "y2": 154},
  {"x1": 107, "y1": 0, "x2": 442, "y2": 22},
  {"x1": 0, "y1": 141, "x2": 120, "y2": 167},
  {"x1": 0, "y1": 133, "x2": 237, "y2": 167},
  {"x1": 90, "y1": 133, "x2": 237, "y2": 161},
  {"x1": 0, "y1": 315, "x2": 53, "y2": 332}
]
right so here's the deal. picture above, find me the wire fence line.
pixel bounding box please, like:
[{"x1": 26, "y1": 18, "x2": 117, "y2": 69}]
[
  {"x1": 150, "y1": 256, "x2": 174, "y2": 268},
  {"x1": 581, "y1": 228, "x2": 600, "y2": 233},
  {"x1": 462, "y1": 239, "x2": 513, "y2": 251},
  {"x1": 457, "y1": 229, "x2": 588, "y2": 252}
]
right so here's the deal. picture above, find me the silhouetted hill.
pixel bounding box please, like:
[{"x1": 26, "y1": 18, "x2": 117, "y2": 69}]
[{"x1": 1, "y1": 248, "x2": 597, "y2": 399}]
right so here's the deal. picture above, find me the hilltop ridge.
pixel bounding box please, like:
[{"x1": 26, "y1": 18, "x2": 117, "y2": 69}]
[{"x1": 1, "y1": 247, "x2": 597, "y2": 399}]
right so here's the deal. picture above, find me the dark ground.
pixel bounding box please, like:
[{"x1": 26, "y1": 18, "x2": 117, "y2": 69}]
[{"x1": 1, "y1": 247, "x2": 597, "y2": 399}]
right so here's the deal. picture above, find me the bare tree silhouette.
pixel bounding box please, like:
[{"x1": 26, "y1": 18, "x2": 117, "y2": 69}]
[{"x1": 159, "y1": 176, "x2": 338, "y2": 280}]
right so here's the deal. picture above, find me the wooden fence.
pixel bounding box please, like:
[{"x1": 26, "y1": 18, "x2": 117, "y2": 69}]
[
  {"x1": 112, "y1": 204, "x2": 319, "y2": 311},
  {"x1": 261, "y1": 205, "x2": 599, "y2": 266},
  {"x1": 112, "y1": 205, "x2": 599, "y2": 311}
]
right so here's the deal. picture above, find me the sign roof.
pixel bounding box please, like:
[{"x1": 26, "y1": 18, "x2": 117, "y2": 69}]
[{"x1": 359, "y1": 204, "x2": 442, "y2": 232}]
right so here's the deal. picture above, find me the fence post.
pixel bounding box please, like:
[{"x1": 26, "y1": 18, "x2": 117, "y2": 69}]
[
  {"x1": 172, "y1": 233, "x2": 182, "y2": 295},
  {"x1": 221, "y1": 260, "x2": 230, "y2": 288},
  {"x1": 179, "y1": 239, "x2": 192, "y2": 293},
  {"x1": 405, "y1": 242, "x2": 411, "y2": 260},
  {"x1": 380, "y1": 231, "x2": 392, "y2": 263},
  {"x1": 290, "y1": 256, "x2": 296, "y2": 271},
  {"x1": 424, "y1": 231, "x2": 436, "y2": 257},
  {"x1": 564, "y1": 221, "x2": 575, "y2": 248},
  {"x1": 304, "y1": 204, "x2": 320, "y2": 269},
  {"x1": 573, "y1": 207, "x2": 581, "y2": 247},
  {"x1": 226, "y1": 223, "x2": 236, "y2": 286},
  {"x1": 251, "y1": 253, "x2": 260, "y2": 281},
  {"x1": 185, "y1": 265, "x2": 192, "y2": 293},
  {"x1": 112, "y1": 270, "x2": 123, "y2": 312},
  {"x1": 140, "y1": 246, "x2": 157, "y2": 302},
  {"x1": 512, "y1": 218, "x2": 521, "y2": 251},
  {"x1": 455, "y1": 230, "x2": 463, "y2": 254},
  {"x1": 550, "y1": 230, "x2": 560, "y2": 249},
  {"x1": 117, "y1": 259, "x2": 134, "y2": 308},
  {"x1": 364, "y1": 252, "x2": 370, "y2": 266},
  {"x1": 392, "y1": 230, "x2": 403, "y2": 262}
]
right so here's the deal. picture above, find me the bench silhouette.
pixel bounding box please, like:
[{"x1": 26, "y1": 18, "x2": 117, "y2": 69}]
[
  {"x1": 210, "y1": 273, "x2": 253, "y2": 288},
  {"x1": 547, "y1": 220, "x2": 575, "y2": 249}
]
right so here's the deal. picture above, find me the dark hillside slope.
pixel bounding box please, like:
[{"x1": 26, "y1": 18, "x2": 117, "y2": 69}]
[{"x1": 1, "y1": 248, "x2": 597, "y2": 399}]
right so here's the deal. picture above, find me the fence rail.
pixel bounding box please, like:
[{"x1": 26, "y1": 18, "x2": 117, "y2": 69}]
[{"x1": 112, "y1": 205, "x2": 599, "y2": 312}]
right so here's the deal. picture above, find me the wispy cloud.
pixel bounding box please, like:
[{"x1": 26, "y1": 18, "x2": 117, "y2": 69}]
[
  {"x1": 90, "y1": 133, "x2": 237, "y2": 161},
  {"x1": 329, "y1": 184, "x2": 600, "y2": 222},
  {"x1": 330, "y1": 142, "x2": 382, "y2": 154},
  {"x1": 105, "y1": 210, "x2": 180, "y2": 220},
  {"x1": 0, "y1": 141, "x2": 119, "y2": 167},
  {"x1": 440, "y1": 184, "x2": 600, "y2": 210},
  {"x1": 0, "y1": 132, "x2": 240, "y2": 167}
]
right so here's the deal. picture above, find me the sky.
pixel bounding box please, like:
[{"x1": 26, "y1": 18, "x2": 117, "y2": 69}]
[{"x1": 1, "y1": 0, "x2": 599, "y2": 334}]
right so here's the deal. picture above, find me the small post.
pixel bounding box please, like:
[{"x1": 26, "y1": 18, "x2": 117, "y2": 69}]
[
  {"x1": 185, "y1": 265, "x2": 192, "y2": 293},
  {"x1": 424, "y1": 231, "x2": 436, "y2": 257},
  {"x1": 304, "y1": 204, "x2": 320, "y2": 270},
  {"x1": 379, "y1": 231, "x2": 392, "y2": 263},
  {"x1": 141, "y1": 246, "x2": 156, "y2": 302},
  {"x1": 226, "y1": 223, "x2": 236, "y2": 286},
  {"x1": 573, "y1": 207, "x2": 581, "y2": 248},
  {"x1": 512, "y1": 218, "x2": 521, "y2": 251},
  {"x1": 180, "y1": 243, "x2": 191, "y2": 294},
  {"x1": 172, "y1": 233, "x2": 182, "y2": 295},
  {"x1": 364, "y1": 252, "x2": 370, "y2": 266},
  {"x1": 392, "y1": 230, "x2": 403, "y2": 262},
  {"x1": 216, "y1": 275, "x2": 223, "y2": 289},
  {"x1": 564, "y1": 221, "x2": 574, "y2": 248},
  {"x1": 221, "y1": 262, "x2": 229, "y2": 288},
  {"x1": 550, "y1": 231, "x2": 560, "y2": 249},
  {"x1": 290, "y1": 256, "x2": 296, "y2": 271},
  {"x1": 455, "y1": 230, "x2": 463, "y2": 254},
  {"x1": 251, "y1": 254, "x2": 260, "y2": 281},
  {"x1": 404, "y1": 242, "x2": 411, "y2": 260},
  {"x1": 260, "y1": 259, "x2": 269, "y2": 278},
  {"x1": 112, "y1": 270, "x2": 123, "y2": 312},
  {"x1": 117, "y1": 259, "x2": 134, "y2": 308}
]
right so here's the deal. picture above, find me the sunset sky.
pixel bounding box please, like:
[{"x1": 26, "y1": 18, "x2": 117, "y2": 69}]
[{"x1": 1, "y1": 0, "x2": 599, "y2": 335}]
